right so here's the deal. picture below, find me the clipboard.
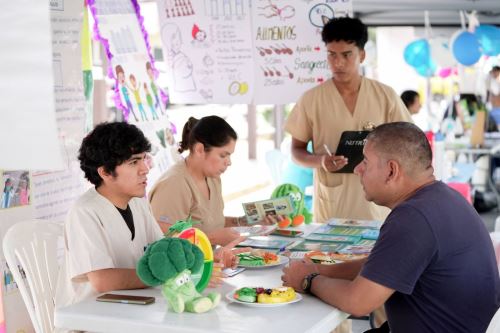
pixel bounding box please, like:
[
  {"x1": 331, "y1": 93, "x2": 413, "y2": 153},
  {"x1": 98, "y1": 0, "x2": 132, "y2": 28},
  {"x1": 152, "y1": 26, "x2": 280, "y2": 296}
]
[{"x1": 334, "y1": 130, "x2": 370, "y2": 173}]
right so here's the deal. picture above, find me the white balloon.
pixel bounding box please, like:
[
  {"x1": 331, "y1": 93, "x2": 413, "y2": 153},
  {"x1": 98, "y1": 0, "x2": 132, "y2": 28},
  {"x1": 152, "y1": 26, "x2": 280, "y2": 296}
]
[{"x1": 430, "y1": 36, "x2": 456, "y2": 68}]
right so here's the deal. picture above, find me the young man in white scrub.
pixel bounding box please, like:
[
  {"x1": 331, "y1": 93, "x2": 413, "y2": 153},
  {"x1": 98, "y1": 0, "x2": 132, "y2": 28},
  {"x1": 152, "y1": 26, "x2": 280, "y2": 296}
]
[{"x1": 56, "y1": 122, "x2": 164, "y2": 309}]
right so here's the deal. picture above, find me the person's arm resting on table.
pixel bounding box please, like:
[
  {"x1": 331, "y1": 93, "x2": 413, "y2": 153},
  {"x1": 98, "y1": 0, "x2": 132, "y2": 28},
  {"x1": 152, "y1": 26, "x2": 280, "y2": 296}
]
[
  {"x1": 283, "y1": 258, "x2": 393, "y2": 316},
  {"x1": 87, "y1": 268, "x2": 147, "y2": 293},
  {"x1": 310, "y1": 274, "x2": 394, "y2": 317}
]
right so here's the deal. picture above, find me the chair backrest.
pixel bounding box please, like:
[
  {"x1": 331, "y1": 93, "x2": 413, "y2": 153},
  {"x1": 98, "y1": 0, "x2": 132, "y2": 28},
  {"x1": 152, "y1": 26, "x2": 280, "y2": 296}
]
[
  {"x1": 2, "y1": 220, "x2": 63, "y2": 333},
  {"x1": 495, "y1": 216, "x2": 500, "y2": 232},
  {"x1": 265, "y1": 149, "x2": 287, "y2": 186},
  {"x1": 486, "y1": 306, "x2": 500, "y2": 333}
]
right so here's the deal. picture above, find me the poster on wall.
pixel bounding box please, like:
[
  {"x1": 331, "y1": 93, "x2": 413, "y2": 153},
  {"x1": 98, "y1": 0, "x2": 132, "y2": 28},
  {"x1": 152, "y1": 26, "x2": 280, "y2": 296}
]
[
  {"x1": 135, "y1": 121, "x2": 182, "y2": 194},
  {"x1": 31, "y1": 0, "x2": 87, "y2": 223},
  {"x1": 157, "y1": 0, "x2": 254, "y2": 104},
  {"x1": 51, "y1": 0, "x2": 88, "y2": 163},
  {"x1": 89, "y1": 0, "x2": 168, "y2": 123},
  {"x1": 0, "y1": 0, "x2": 63, "y2": 171},
  {"x1": 0, "y1": 171, "x2": 30, "y2": 210},
  {"x1": 90, "y1": 0, "x2": 180, "y2": 181},
  {"x1": 32, "y1": 167, "x2": 87, "y2": 222},
  {"x1": 251, "y1": 0, "x2": 352, "y2": 104}
]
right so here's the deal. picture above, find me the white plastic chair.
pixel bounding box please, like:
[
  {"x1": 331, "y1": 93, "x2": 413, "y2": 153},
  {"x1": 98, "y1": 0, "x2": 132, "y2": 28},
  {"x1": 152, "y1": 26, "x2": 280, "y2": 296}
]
[
  {"x1": 495, "y1": 216, "x2": 500, "y2": 232},
  {"x1": 486, "y1": 306, "x2": 500, "y2": 333},
  {"x1": 265, "y1": 149, "x2": 287, "y2": 186},
  {"x1": 2, "y1": 220, "x2": 63, "y2": 333}
]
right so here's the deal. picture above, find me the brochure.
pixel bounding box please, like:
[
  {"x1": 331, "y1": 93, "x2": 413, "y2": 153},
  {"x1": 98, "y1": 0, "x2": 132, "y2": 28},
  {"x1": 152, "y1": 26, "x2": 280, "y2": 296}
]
[
  {"x1": 237, "y1": 236, "x2": 293, "y2": 249},
  {"x1": 334, "y1": 130, "x2": 370, "y2": 173},
  {"x1": 313, "y1": 225, "x2": 366, "y2": 237},
  {"x1": 326, "y1": 219, "x2": 383, "y2": 230},
  {"x1": 338, "y1": 243, "x2": 374, "y2": 255},
  {"x1": 289, "y1": 240, "x2": 346, "y2": 253},
  {"x1": 242, "y1": 196, "x2": 294, "y2": 224},
  {"x1": 361, "y1": 229, "x2": 380, "y2": 240},
  {"x1": 232, "y1": 224, "x2": 277, "y2": 237},
  {"x1": 338, "y1": 239, "x2": 376, "y2": 254},
  {"x1": 305, "y1": 234, "x2": 361, "y2": 243},
  {"x1": 308, "y1": 224, "x2": 380, "y2": 240}
]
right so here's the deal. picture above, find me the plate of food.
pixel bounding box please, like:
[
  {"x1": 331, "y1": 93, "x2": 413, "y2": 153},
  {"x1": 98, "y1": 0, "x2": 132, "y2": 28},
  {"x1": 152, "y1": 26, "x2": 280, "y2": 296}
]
[
  {"x1": 303, "y1": 251, "x2": 368, "y2": 264},
  {"x1": 304, "y1": 251, "x2": 339, "y2": 265},
  {"x1": 226, "y1": 287, "x2": 302, "y2": 307},
  {"x1": 237, "y1": 252, "x2": 289, "y2": 268}
]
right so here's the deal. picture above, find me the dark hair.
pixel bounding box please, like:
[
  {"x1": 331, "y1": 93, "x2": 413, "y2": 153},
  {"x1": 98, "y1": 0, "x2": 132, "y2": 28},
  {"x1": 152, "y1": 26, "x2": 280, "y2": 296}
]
[
  {"x1": 321, "y1": 17, "x2": 368, "y2": 49},
  {"x1": 492, "y1": 66, "x2": 500, "y2": 72},
  {"x1": 367, "y1": 122, "x2": 432, "y2": 175},
  {"x1": 78, "y1": 122, "x2": 151, "y2": 187},
  {"x1": 115, "y1": 65, "x2": 124, "y2": 76},
  {"x1": 400, "y1": 90, "x2": 419, "y2": 108},
  {"x1": 178, "y1": 116, "x2": 237, "y2": 154}
]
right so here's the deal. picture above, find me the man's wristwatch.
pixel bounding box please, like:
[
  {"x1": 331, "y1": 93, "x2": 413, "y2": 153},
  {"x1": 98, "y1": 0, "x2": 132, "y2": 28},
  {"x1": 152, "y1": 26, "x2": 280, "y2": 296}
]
[{"x1": 302, "y1": 272, "x2": 320, "y2": 294}]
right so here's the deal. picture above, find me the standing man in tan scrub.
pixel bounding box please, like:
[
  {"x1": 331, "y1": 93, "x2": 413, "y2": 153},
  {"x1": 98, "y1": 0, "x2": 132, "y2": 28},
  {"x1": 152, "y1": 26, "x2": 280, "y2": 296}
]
[{"x1": 285, "y1": 17, "x2": 412, "y2": 224}]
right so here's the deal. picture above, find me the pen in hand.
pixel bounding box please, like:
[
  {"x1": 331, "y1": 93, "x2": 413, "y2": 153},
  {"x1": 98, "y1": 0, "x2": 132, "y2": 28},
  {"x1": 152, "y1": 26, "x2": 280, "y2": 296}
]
[{"x1": 323, "y1": 144, "x2": 337, "y2": 166}]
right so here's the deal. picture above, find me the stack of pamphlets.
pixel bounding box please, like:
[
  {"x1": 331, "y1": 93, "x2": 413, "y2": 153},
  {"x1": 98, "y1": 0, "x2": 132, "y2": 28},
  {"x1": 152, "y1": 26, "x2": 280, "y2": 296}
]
[
  {"x1": 338, "y1": 239, "x2": 377, "y2": 254},
  {"x1": 237, "y1": 236, "x2": 293, "y2": 250},
  {"x1": 290, "y1": 219, "x2": 382, "y2": 254},
  {"x1": 289, "y1": 240, "x2": 346, "y2": 253},
  {"x1": 232, "y1": 224, "x2": 277, "y2": 237}
]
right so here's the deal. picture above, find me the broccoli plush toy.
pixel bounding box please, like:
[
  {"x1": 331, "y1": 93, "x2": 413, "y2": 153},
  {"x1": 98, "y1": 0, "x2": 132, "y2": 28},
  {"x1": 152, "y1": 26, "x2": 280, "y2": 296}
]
[
  {"x1": 137, "y1": 238, "x2": 220, "y2": 313},
  {"x1": 271, "y1": 183, "x2": 313, "y2": 228}
]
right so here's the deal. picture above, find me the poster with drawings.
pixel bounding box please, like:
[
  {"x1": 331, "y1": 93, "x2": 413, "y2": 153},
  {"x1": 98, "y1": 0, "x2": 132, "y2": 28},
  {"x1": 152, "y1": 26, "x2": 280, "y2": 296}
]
[
  {"x1": 89, "y1": 0, "x2": 167, "y2": 123},
  {"x1": 157, "y1": 0, "x2": 254, "y2": 104},
  {"x1": 252, "y1": 0, "x2": 352, "y2": 104},
  {"x1": 135, "y1": 121, "x2": 182, "y2": 195}
]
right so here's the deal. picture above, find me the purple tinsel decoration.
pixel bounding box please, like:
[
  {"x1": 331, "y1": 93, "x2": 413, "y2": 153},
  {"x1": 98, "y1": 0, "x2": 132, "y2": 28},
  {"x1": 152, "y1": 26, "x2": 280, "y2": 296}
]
[
  {"x1": 130, "y1": 0, "x2": 169, "y2": 107},
  {"x1": 87, "y1": 0, "x2": 168, "y2": 122}
]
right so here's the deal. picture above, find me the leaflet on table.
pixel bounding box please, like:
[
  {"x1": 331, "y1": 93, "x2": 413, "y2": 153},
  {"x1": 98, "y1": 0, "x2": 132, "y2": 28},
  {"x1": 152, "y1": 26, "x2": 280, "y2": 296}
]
[
  {"x1": 288, "y1": 240, "x2": 346, "y2": 253},
  {"x1": 232, "y1": 224, "x2": 278, "y2": 237},
  {"x1": 312, "y1": 225, "x2": 380, "y2": 240},
  {"x1": 237, "y1": 236, "x2": 293, "y2": 249},
  {"x1": 242, "y1": 196, "x2": 294, "y2": 224},
  {"x1": 338, "y1": 240, "x2": 376, "y2": 255},
  {"x1": 326, "y1": 219, "x2": 383, "y2": 229},
  {"x1": 304, "y1": 234, "x2": 361, "y2": 243}
]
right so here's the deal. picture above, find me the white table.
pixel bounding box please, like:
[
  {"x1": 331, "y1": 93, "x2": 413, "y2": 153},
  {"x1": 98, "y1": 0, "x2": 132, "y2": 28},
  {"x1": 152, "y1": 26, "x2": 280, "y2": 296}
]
[{"x1": 55, "y1": 265, "x2": 348, "y2": 333}]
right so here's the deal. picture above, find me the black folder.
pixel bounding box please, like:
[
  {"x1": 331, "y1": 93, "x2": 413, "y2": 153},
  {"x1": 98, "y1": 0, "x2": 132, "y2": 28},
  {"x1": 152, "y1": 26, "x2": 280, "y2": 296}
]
[{"x1": 334, "y1": 131, "x2": 370, "y2": 173}]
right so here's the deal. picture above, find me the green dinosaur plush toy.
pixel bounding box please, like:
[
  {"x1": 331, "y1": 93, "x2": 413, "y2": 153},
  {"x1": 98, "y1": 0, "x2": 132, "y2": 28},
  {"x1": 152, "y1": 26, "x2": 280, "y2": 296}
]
[
  {"x1": 137, "y1": 238, "x2": 220, "y2": 313},
  {"x1": 271, "y1": 183, "x2": 313, "y2": 228}
]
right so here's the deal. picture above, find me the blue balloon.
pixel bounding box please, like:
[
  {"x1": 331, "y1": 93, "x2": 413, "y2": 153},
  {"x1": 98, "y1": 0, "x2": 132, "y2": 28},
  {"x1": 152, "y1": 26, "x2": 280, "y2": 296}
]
[
  {"x1": 415, "y1": 59, "x2": 437, "y2": 77},
  {"x1": 404, "y1": 39, "x2": 431, "y2": 68},
  {"x1": 451, "y1": 31, "x2": 481, "y2": 66},
  {"x1": 475, "y1": 25, "x2": 500, "y2": 56}
]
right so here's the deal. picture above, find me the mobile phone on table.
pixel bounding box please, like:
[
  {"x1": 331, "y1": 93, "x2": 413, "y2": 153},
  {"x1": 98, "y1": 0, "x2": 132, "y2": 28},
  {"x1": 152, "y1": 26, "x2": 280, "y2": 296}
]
[
  {"x1": 96, "y1": 293, "x2": 155, "y2": 305},
  {"x1": 223, "y1": 267, "x2": 246, "y2": 277},
  {"x1": 270, "y1": 229, "x2": 304, "y2": 237}
]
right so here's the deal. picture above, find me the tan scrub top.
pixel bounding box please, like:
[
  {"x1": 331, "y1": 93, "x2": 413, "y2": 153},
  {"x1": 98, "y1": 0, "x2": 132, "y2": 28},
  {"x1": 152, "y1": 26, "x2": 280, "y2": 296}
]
[
  {"x1": 149, "y1": 160, "x2": 225, "y2": 233},
  {"x1": 285, "y1": 77, "x2": 412, "y2": 223}
]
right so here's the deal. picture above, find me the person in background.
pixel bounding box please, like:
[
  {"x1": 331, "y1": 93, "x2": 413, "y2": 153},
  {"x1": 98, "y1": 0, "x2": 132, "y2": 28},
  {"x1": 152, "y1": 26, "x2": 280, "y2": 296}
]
[
  {"x1": 487, "y1": 66, "x2": 500, "y2": 125},
  {"x1": 149, "y1": 116, "x2": 276, "y2": 247},
  {"x1": 400, "y1": 90, "x2": 421, "y2": 115},
  {"x1": 281, "y1": 122, "x2": 500, "y2": 333},
  {"x1": 285, "y1": 16, "x2": 411, "y2": 224}
]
